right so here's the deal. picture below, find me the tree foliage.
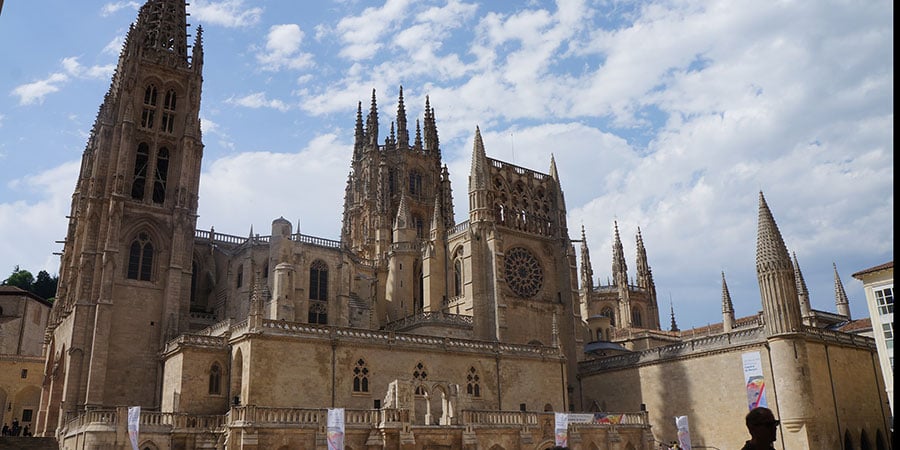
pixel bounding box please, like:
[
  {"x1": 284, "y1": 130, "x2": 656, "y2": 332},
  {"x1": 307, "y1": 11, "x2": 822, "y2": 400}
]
[{"x1": 2, "y1": 265, "x2": 58, "y2": 301}]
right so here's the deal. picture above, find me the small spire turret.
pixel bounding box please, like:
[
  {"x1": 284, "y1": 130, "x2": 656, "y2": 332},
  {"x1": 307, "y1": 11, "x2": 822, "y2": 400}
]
[
  {"x1": 396, "y1": 86, "x2": 409, "y2": 149},
  {"x1": 722, "y1": 271, "x2": 735, "y2": 332},
  {"x1": 755, "y1": 191, "x2": 803, "y2": 335},
  {"x1": 579, "y1": 225, "x2": 594, "y2": 291},
  {"x1": 366, "y1": 89, "x2": 379, "y2": 146},
  {"x1": 792, "y1": 252, "x2": 812, "y2": 318},
  {"x1": 833, "y1": 262, "x2": 851, "y2": 319},
  {"x1": 669, "y1": 300, "x2": 679, "y2": 332}
]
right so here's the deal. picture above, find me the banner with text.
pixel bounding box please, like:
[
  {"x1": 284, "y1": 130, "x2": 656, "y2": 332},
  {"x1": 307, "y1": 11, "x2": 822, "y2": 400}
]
[
  {"x1": 554, "y1": 413, "x2": 568, "y2": 447},
  {"x1": 327, "y1": 408, "x2": 345, "y2": 450},
  {"x1": 127, "y1": 406, "x2": 140, "y2": 450},
  {"x1": 742, "y1": 351, "x2": 768, "y2": 410}
]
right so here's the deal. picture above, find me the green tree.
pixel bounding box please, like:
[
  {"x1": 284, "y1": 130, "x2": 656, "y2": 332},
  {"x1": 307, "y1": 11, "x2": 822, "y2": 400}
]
[
  {"x1": 33, "y1": 270, "x2": 59, "y2": 300},
  {"x1": 2, "y1": 265, "x2": 35, "y2": 291}
]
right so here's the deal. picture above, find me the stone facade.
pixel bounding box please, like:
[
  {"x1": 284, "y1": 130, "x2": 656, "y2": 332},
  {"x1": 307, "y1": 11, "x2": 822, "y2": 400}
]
[{"x1": 31, "y1": 2, "x2": 890, "y2": 450}]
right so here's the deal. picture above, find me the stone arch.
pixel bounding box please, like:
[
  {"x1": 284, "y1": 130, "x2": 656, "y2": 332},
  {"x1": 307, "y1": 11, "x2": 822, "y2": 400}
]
[
  {"x1": 860, "y1": 429, "x2": 871, "y2": 450},
  {"x1": 14, "y1": 385, "x2": 41, "y2": 427},
  {"x1": 535, "y1": 439, "x2": 555, "y2": 450},
  {"x1": 586, "y1": 442, "x2": 601, "y2": 450},
  {"x1": 140, "y1": 440, "x2": 160, "y2": 450},
  {"x1": 543, "y1": 403, "x2": 553, "y2": 412},
  {"x1": 844, "y1": 430, "x2": 855, "y2": 450},
  {"x1": 624, "y1": 443, "x2": 636, "y2": 450},
  {"x1": 488, "y1": 445, "x2": 505, "y2": 450},
  {"x1": 429, "y1": 384, "x2": 447, "y2": 425},
  {"x1": 231, "y1": 348, "x2": 244, "y2": 405}
]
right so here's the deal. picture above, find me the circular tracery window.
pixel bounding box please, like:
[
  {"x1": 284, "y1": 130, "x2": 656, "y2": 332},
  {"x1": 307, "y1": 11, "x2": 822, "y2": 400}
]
[{"x1": 504, "y1": 247, "x2": 543, "y2": 298}]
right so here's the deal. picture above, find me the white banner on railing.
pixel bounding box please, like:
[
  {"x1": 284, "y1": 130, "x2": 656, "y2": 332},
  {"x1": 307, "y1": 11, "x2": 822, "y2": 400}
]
[
  {"x1": 554, "y1": 412, "x2": 568, "y2": 447},
  {"x1": 675, "y1": 415, "x2": 691, "y2": 450},
  {"x1": 127, "y1": 406, "x2": 140, "y2": 450},
  {"x1": 327, "y1": 408, "x2": 345, "y2": 450}
]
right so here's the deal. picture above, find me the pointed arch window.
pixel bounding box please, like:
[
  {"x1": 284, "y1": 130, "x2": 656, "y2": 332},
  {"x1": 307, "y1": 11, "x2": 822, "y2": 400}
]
[
  {"x1": 353, "y1": 359, "x2": 369, "y2": 393},
  {"x1": 631, "y1": 307, "x2": 642, "y2": 327},
  {"x1": 208, "y1": 363, "x2": 222, "y2": 395},
  {"x1": 141, "y1": 85, "x2": 157, "y2": 129},
  {"x1": 466, "y1": 367, "x2": 481, "y2": 397},
  {"x1": 309, "y1": 260, "x2": 328, "y2": 301},
  {"x1": 161, "y1": 90, "x2": 176, "y2": 133},
  {"x1": 236, "y1": 265, "x2": 243, "y2": 288},
  {"x1": 131, "y1": 143, "x2": 150, "y2": 200},
  {"x1": 453, "y1": 259, "x2": 463, "y2": 297},
  {"x1": 601, "y1": 306, "x2": 615, "y2": 327},
  {"x1": 152, "y1": 147, "x2": 169, "y2": 204},
  {"x1": 413, "y1": 214, "x2": 425, "y2": 238},
  {"x1": 408, "y1": 170, "x2": 423, "y2": 197},
  {"x1": 413, "y1": 362, "x2": 427, "y2": 395},
  {"x1": 127, "y1": 232, "x2": 153, "y2": 281}
]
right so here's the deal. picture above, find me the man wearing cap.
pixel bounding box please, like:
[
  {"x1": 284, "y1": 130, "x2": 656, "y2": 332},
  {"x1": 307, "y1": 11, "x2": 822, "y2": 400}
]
[{"x1": 741, "y1": 407, "x2": 779, "y2": 450}]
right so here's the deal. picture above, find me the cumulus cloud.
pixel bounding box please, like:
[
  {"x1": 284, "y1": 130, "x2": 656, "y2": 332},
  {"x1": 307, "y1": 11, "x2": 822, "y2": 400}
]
[
  {"x1": 226, "y1": 92, "x2": 291, "y2": 111},
  {"x1": 100, "y1": 1, "x2": 140, "y2": 17},
  {"x1": 256, "y1": 24, "x2": 314, "y2": 71},
  {"x1": 189, "y1": 0, "x2": 262, "y2": 28},
  {"x1": 335, "y1": 0, "x2": 414, "y2": 60},
  {"x1": 11, "y1": 56, "x2": 114, "y2": 105}
]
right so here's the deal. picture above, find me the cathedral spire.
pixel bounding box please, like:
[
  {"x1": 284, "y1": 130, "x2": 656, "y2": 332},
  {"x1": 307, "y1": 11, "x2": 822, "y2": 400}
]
[
  {"x1": 792, "y1": 252, "x2": 812, "y2": 318},
  {"x1": 414, "y1": 119, "x2": 423, "y2": 151},
  {"x1": 423, "y1": 96, "x2": 439, "y2": 154},
  {"x1": 366, "y1": 88, "x2": 379, "y2": 146},
  {"x1": 396, "y1": 86, "x2": 409, "y2": 149},
  {"x1": 755, "y1": 191, "x2": 803, "y2": 335},
  {"x1": 354, "y1": 101, "x2": 365, "y2": 158},
  {"x1": 669, "y1": 300, "x2": 679, "y2": 332},
  {"x1": 833, "y1": 262, "x2": 851, "y2": 319},
  {"x1": 612, "y1": 221, "x2": 628, "y2": 287},
  {"x1": 635, "y1": 227, "x2": 653, "y2": 289},
  {"x1": 549, "y1": 153, "x2": 560, "y2": 181},
  {"x1": 468, "y1": 126, "x2": 492, "y2": 224},
  {"x1": 134, "y1": 0, "x2": 191, "y2": 68},
  {"x1": 722, "y1": 271, "x2": 735, "y2": 332},
  {"x1": 579, "y1": 225, "x2": 594, "y2": 291}
]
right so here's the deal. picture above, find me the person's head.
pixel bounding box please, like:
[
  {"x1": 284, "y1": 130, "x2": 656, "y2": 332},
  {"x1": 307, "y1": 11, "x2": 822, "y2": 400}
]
[{"x1": 745, "y1": 407, "x2": 779, "y2": 444}]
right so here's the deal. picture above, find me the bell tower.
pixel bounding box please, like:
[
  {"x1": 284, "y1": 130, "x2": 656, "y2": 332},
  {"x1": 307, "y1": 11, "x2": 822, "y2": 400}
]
[{"x1": 38, "y1": 0, "x2": 203, "y2": 436}]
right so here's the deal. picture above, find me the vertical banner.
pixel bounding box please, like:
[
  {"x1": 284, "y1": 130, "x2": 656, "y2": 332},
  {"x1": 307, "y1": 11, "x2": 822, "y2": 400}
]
[
  {"x1": 127, "y1": 406, "x2": 140, "y2": 450},
  {"x1": 327, "y1": 408, "x2": 345, "y2": 450},
  {"x1": 675, "y1": 415, "x2": 691, "y2": 450},
  {"x1": 742, "y1": 351, "x2": 768, "y2": 409},
  {"x1": 554, "y1": 412, "x2": 568, "y2": 447}
]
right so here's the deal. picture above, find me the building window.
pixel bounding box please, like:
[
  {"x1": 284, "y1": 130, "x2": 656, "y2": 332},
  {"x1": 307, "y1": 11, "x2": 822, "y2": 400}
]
[
  {"x1": 236, "y1": 265, "x2": 243, "y2": 288},
  {"x1": 882, "y1": 322, "x2": 893, "y2": 350},
  {"x1": 127, "y1": 232, "x2": 153, "y2": 281},
  {"x1": 353, "y1": 359, "x2": 369, "y2": 393},
  {"x1": 209, "y1": 363, "x2": 221, "y2": 395},
  {"x1": 631, "y1": 307, "x2": 642, "y2": 327},
  {"x1": 131, "y1": 143, "x2": 150, "y2": 200},
  {"x1": 413, "y1": 362, "x2": 427, "y2": 395},
  {"x1": 408, "y1": 170, "x2": 423, "y2": 197},
  {"x1": 141, "y1": 85, "x2": 157, "y2": 129},
  {"x1": 601, "y1": 306, "x2": 615, "y2": 327},
  {"x1": 152, "y1": 147, "x2": 169, "y2": 204},
  {"x1": 466, "y1": 367, "x2": 480, "y2": 397},
  {"x1": 875, "y1": 287, "x2": 894, "y2": 315},
  {"x1": 309, "y1": 260, "x2": 328, "y2": 301},
  {"x1": 22, "y1": 409, "x2": 33, "y2": 423},
  {"x1": 161, "y1": 89, "x2": 176, "y2": 133},
  {"x1": 21, "y1": 369, "x2": 27, "y2": 379},
  {"x1": 309, "y1": 300, "x2": 327, "y2": 324},
  {"x1": 453, "y1": 259, "x2": 463, "y2": 297}
]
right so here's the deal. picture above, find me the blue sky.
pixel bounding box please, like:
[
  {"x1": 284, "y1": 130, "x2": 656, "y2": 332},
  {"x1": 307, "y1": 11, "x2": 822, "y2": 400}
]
[{"x1": 0, "y1": 0, "x2": 893, "y2": 329}]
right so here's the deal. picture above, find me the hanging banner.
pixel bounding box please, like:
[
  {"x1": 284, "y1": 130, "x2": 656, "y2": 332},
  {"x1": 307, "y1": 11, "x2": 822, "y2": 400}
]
[
  {"x1": 327, "y1": 408, "x2": 345, "y2": 450},
  {"x1": 127, "y1": 406, "x2": 140, "y2": 450},
  {"x1": 742, "y1": 351, "x2": 768, "y2": 409},
  {"x1": 675, "y1": 415, "x2": 692, "y2": 450},
  {"x1": 554, "y1": 412, "x2": 568, "y2": 447}
]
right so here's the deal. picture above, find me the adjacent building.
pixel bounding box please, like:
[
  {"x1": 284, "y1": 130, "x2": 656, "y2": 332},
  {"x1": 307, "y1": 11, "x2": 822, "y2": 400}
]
[{"x1": 852, "y1": 261, "x2": 894, "y2": 415}]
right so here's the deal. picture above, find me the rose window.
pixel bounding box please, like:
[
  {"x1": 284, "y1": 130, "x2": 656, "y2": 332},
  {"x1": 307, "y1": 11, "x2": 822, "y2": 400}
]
[{"x1": 504, "y1": 247, "x2": 543, "y2": 298}]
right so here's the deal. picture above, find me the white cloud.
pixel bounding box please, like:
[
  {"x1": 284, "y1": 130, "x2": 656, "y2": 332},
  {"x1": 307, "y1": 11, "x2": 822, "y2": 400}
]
[
  {"x1": 11, "y1": 73, "x2": 69, "y2": 106},
  {"x1": 102, "y1": 35, "x2": 125, "y2": 56},
  {"x1": 226, "y1": 92, "x2": 291, "y2": 112},
  {"x1": 61, "y1": 57, "x2": 115, "y2": 80},
  {"x1": 189, "y1": 0, "x2": 262, "y2": 28},
  {"x1": 256, "y1": 24, "x2": 314, "y2": 71},
  {"x1": 335, "y1": 0, "x2": 414, "y2": 60},
  {"x1": 0, "y1": 161, "x2": 80, "y2": 276},
  {"x1": 100, "y1": 1, "x2": 140, "y2": 17}
]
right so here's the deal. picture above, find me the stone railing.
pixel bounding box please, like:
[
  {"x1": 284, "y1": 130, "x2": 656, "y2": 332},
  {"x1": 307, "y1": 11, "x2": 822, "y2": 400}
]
[
  {"x1": 228, "y1": 407, "x2": 390, "y2": 428},
  {"x1": 801, "y1": 325, "x2": 877, "y2": 349},
  {"x1": 254, "y1": 319, "x2": 559, "y2": 359},
  {"x1": 448, "y1": 220, "x2": 470, "y2": 236},
  {"x1": 292, "y1": 233, "x2": 341, "y2": 249},
  {"x1": 64, "y1": 409, "x2": 224, "y2": 434},
  {"x1": 462, "y1": 410, "x2": 539, "y2": 426},
  {"x1": 488, "y1": 158, "x2": 548, "y2": 181},
  {"x1": 383, "y1": 311, "x2": 474, "y2": 331},
  {"x1": 580, "y1": 326, "x2": 767, "y2": 372},
  {"x1": 164, "y1": 334, "x2": 228, "y2": 353},
  {"x1": 195, "y1": 228, "x2": 341, "y2": 250}
]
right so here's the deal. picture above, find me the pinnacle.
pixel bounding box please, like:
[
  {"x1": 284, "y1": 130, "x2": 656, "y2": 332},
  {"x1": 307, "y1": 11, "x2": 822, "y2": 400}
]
[{"x1": 756, "y1": 191, "x2": 791, "y2": 271}]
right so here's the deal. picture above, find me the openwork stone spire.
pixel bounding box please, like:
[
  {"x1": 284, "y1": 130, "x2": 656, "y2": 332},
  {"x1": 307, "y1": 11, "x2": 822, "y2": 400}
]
[
  {"x1": 722, "y1": 271, "x2": 735, "y2": 332},
  {"x1": 612, "y1": 221, "x2": 628, "y2": 287},
  {"x1": 669, "y1": 300, "x2": 679, "y2": 332},
  {"x1": 580, "y1": 225, "x2": 594, "y2": 290},
  {"x1": 396, "y1": 86, "x2": 409, "y2": 149},
  {"x1": 135, "y1": 0, "x2": 191, "y2": 68},
  {"x1": 833, "y1": 262, "x2": 851, "y2": 319},
  {"x1": 755, "y1": 192, "x2": 803, "y2": 335},
  {"x1": 469, "y1": 126, "x2": 488, "y2": 191}
]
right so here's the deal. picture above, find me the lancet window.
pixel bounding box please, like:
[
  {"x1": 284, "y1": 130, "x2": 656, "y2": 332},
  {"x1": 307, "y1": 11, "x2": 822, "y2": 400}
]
[
  {"x1": 141, "y1": 85, "x2": 157, "y2": 129},
  {"x1": 631, "y1": 307, "x2": 643, "y2": 327},
  {"x1": 161, "y1": 89, "x2": 176, "y2": 133},
  {"x1": 309, "y1": 260, "x2": 328, "y2": 301},
  {"x1": 209, "y1": 363, "x2": 221, "y2": 395},
  {"x1": 453, "y1": 259, "x2": 463, "y2": 297},
  {"x1": 601, "y1": 306, "x2": 615, "y2": 327},
  {"x1": 127, "y1": 232, "x2": 153, "y2": 281},
  {"x1": 131, "y1": 143, "x2": 150, "y2": 200},
  {"x1": 236, "y1": 265, "x2": 243, "y2": 288},
  {"x1": 152, "y1": 147, "x2": 169, "y2": 204}
]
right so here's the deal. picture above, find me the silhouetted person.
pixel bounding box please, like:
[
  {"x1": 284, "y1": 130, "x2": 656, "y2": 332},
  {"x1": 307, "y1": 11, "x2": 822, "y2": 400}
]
[
  {"x1": 741, "y1": 406, "x2": 779, "y2": 450},
  {"x1": 1, "y1": 423, "x2": 8, "y2": 435},
  {"x1": 23, "y1": 425, "x2": 30, "y2": 437}
]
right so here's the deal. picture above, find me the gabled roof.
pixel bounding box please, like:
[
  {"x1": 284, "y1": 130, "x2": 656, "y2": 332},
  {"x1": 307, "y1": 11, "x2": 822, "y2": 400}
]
[
  {"x1": 0, "y1": 285, "x2": 53, "y2": 307},
  {"x1": 851, "y1": 261, "x2": 893, "y2": 279}
]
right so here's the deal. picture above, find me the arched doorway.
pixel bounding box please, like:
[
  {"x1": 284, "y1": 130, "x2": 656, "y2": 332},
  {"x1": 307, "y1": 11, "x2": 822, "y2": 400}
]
[{"x1": 231, "y1": 348, "x2": 244, "y2": 406}]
